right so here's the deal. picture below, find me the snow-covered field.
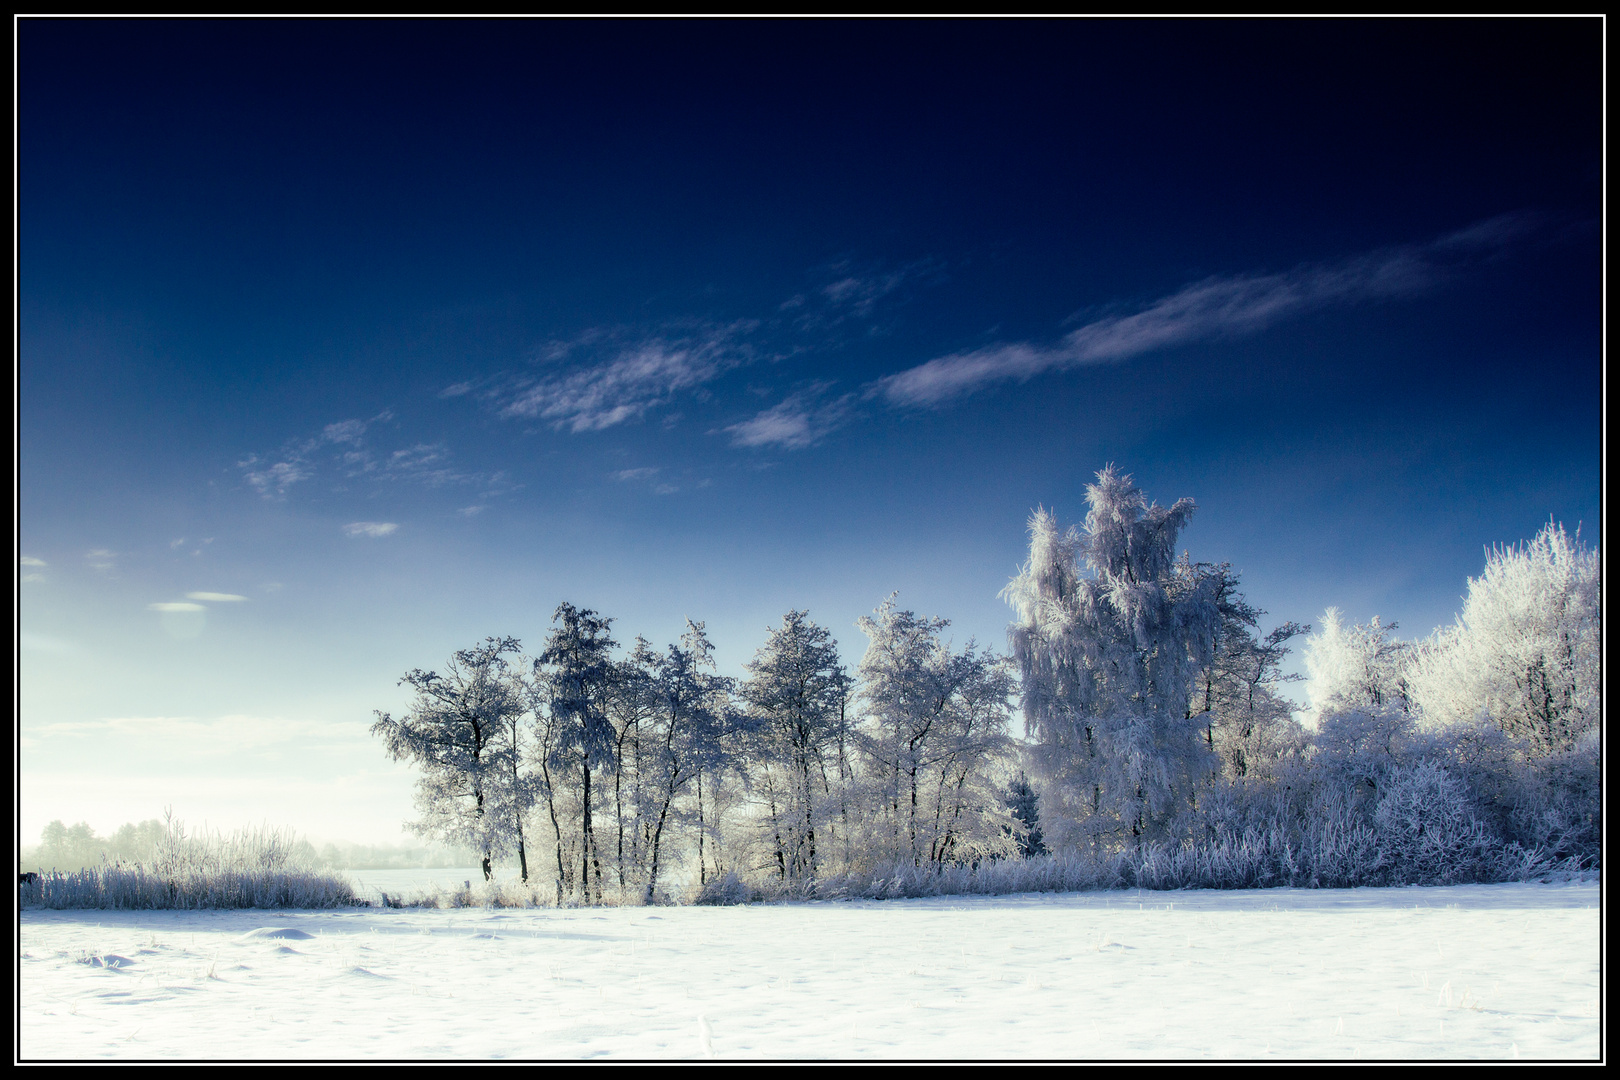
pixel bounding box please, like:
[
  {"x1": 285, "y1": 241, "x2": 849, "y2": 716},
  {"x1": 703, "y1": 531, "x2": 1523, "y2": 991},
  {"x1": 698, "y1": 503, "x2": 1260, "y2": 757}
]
[{"x1": 18, "y1": 881, "x2": 1599, "y2": 1060}]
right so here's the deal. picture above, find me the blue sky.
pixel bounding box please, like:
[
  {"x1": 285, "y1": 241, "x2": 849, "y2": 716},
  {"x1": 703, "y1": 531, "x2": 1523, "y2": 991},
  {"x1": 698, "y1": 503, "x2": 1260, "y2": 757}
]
[{"x1": 18, "y1": 19, "x2": 1601, "y2": 846}]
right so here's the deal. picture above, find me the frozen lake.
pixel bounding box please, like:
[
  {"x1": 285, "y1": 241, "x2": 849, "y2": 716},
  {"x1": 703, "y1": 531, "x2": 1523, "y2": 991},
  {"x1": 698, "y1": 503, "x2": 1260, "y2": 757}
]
[{"x1": 19, "y1": 881, "x2": 1599, "y2": 1059}]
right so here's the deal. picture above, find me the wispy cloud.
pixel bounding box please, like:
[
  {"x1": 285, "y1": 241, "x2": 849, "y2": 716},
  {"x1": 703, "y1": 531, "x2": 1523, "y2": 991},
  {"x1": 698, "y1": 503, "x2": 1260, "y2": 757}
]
[
  {"x1": 612, "y1": 465, "x2": 683, "y2": 494},
  {"x1": 240, "y1": 412, "x2": 392, "y2": 497},
  {"x1": 20, "y1": 555, "x2": 46, "y2": 567},
  {"x1": 239, "y1": 456, "x2": 315, "y2": 498},
  {"x1": 241, "y1": 410, "x2": 512, "y2": 503},
  {"x1": 343, "y1": 522, "x2": 399, "y2": 538},
  {"x1": 186, "y1": 592, "x2": 248, "y2": 602},
  {"x1": 322, "y1": 418, "x2": 370, "y2": 445},
  {"x1": 873, "y1": 215, "x2": 1537, "y2": 409},
  {"x1": 724, "y1": 384, "x2": 857, "y2": 450},
  {"x1": 169, "y1": 537, "x2": 215, "y2": 558},
  {"x1": 822, "y1": 270, "x2": 907, "y2": 317},
  {"x1": 86, "y1": 549, "x2": 116, "y2": 572},
  {"x1": 498, "y1": 325, "x2": 755, "y2": 433},
  {"x1": 149, "y1": 601, "x2": 206, "y2": 612},
  {"x1": 815, "y1": 258, "x2": 944, "y2": 320}
]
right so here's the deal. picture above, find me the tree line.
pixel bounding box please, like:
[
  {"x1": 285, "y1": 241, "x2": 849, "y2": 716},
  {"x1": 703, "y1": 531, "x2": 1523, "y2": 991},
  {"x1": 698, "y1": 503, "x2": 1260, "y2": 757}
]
[
  {"x1": 374, "y1": 465, "x2": 1600, "y2": 901},
  {"x1": 372, "y1": 598, "x2": 1022, "y2": 904}
]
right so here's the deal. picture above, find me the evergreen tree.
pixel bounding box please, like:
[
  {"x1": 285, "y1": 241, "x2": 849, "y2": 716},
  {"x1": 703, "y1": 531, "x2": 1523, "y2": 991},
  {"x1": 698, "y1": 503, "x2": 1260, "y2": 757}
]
[{"x1": 1005, "y1": 772, "x2": 1046, "y2": 858}]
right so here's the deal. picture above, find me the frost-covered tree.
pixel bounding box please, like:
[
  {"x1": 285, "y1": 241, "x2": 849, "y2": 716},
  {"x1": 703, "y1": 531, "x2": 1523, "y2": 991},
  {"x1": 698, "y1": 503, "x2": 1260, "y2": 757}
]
[
  {"x1": 1003, "y1": 466, "x2": 1221, "y2": 849},
  {"x1": 534, "y1": 604, "x2": 619, "y2": 903},
  {"x1": 1301, "y1": 609, "x2": 1412, "y2": 725},
  {"x1": 668, "y1": 620, "x2": 743, "y2": 887},
  {"x1": 855, "y1": 595, "x2": 1018, "y2": 867},
  {"x1": 641, "y1": 621, "x2": 732, "y2": 902},
  {"x1": 602, "y1": 635, "x2": 660, "y2": 895},
  {"x1": 371, "y1": 636, "x2": 526, "y2": 881},
  {"x1": 1406, "y1": 522, "x2": 1600, "y2": 757},
  {"x1": 1184, "y1": 561, "x2": 1309, "y2": 781},
  {"x1": 739, "y1": 610, "x2": 851, "y2": 882}
]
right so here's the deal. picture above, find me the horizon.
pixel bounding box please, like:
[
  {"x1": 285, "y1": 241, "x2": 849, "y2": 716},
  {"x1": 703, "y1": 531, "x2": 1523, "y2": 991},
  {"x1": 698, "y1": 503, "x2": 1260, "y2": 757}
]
[{"x1": 18, "y1": 19, "x2": 1601, "y2": 846}]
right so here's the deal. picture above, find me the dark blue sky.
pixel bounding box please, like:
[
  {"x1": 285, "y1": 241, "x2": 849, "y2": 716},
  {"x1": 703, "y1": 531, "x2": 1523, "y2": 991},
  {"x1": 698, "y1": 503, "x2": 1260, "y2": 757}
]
[{"x1": 19, "y1": 19, "x2": 1601, "y2": 842}]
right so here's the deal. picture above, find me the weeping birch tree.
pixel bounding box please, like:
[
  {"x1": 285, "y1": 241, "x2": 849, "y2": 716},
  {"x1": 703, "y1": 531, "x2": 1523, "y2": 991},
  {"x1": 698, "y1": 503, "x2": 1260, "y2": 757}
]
[{"x1": 1003, "y1": 466, "x2": 1221, "y2": 850}]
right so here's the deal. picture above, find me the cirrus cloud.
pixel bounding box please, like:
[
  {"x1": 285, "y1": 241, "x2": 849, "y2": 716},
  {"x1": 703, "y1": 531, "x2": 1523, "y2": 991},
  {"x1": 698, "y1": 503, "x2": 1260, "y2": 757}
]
[
  {"x1": 871, "y1": 214, "x2": 1543, "y2": 409},
  {"x1": 343, "y1": 522, "x2": 399, "y2": 538},
  {"x1": 724, "y1": 384, "x2": 857, "y2": 451}
]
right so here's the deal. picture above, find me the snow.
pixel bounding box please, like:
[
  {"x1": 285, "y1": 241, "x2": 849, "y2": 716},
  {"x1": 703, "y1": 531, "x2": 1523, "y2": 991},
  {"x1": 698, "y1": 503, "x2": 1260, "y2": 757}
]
[{"x1": 18, "y1": 881, "x2": 1599, "y2": 1060}]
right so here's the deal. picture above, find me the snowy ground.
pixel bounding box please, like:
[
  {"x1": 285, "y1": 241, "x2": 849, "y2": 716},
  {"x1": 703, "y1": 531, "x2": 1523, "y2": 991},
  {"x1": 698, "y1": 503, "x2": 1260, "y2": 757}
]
[{"x1": 18, "y1": 881, "x2": 1599, "y2": 1060}]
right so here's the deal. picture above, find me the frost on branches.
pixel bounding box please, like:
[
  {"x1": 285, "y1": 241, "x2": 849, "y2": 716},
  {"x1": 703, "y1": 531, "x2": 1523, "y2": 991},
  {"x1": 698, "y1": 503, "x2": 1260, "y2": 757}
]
[
  {"x1": 1003, "y1": 466, "x2": 1221, "y2": 851},
  {"x1": 854, "y1": 595, "x2": 1019, "y2": 869},
  {"x1": 738, "y1": 611, "x2": 852, "y2": 883},
  {"x1": 370, "y1": 637, "x2": 527, "y2": 882},
  {"x1": 1407, "y1": 522, "x2": 1600, "y2": 757}
]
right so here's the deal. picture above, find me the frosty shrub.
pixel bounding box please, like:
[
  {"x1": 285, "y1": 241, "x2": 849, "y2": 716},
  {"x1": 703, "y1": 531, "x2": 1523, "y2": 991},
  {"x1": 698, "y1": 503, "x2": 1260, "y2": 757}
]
[
  {"x1": 1309, "y1": 706, "x2": 1418, "y2": 796},
  {"x1": 1506, "y1": 728, "x2": 1601, "y2": 867},
  {"x1": 18, "y1": 814, "x2": 359, "y2": 910},
  {"x1": 1401, "y1": 521, "x2": 1601, "y2": 869},
  {"x1": 692, "y1": 869, "x2": 761, "y2": 906},
  {"x1": 1370, "y1": 760, "x2": 1503, "y2": 884}
]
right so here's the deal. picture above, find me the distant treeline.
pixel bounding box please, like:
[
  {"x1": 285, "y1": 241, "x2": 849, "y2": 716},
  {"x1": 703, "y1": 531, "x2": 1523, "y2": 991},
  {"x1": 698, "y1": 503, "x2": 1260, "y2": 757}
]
[
  {"x1": 317, "y1": 841, "x2": 484, "y2": 871},
  {"x1": 20, "y1": 819, "x2": 478, "y2": 874}
]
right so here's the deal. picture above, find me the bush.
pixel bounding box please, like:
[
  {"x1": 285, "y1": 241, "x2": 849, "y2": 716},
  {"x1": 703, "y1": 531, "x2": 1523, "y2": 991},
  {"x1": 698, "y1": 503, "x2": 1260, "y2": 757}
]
[{"x1": 1371, "y1": 760, "x2": 1501, "y2": 884}]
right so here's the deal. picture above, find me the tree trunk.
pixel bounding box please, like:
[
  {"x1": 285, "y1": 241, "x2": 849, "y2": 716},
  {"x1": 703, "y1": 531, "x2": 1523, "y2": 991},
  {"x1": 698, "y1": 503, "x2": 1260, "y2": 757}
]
[
  {"x1": 581, "y1": 760, "x2": 597, "y2": 903},
  {"x1": 696, "y1": 767, "x2": 706, "y2": 886},
  {"x1": 765, "y1": 772, "x2": 786, "y2": 879},
  {"x1": 645, "y1": 788, "x2": 675, "y2": 905}
]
